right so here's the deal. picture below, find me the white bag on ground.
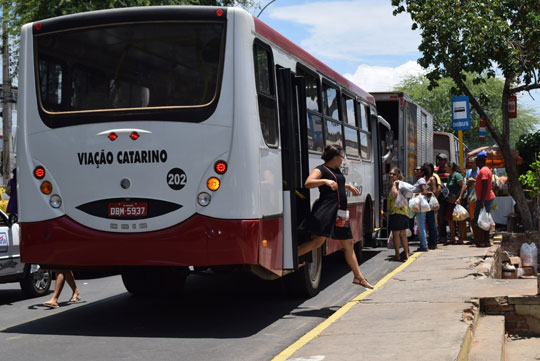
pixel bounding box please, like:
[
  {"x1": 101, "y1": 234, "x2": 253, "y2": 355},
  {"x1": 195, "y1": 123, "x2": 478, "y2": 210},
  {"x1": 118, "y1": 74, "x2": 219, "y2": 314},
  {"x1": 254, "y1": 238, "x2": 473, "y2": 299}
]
[
  {"x1": 452, "y1": 204, "x2": 469, "y2": 221},
  {"x1": 429, "y1": 195, "x2": 440, "y2": 211},
  {"x1": 478, "y1": 207, "x2": 491, "y2": 231},
  {"x1": 399, "y1": 181, "x2": 416, "y2": 198},
  {"x1": 520, "y1": 242, "x2": 538, "y2": 273}
]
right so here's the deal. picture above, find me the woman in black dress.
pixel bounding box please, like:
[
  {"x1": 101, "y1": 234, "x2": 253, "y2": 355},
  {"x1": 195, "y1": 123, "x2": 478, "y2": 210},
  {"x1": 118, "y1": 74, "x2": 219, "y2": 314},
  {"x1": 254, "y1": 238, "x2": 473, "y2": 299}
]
[{"x1": 298, "y1": 145, "x2": 374, "y2": 289}]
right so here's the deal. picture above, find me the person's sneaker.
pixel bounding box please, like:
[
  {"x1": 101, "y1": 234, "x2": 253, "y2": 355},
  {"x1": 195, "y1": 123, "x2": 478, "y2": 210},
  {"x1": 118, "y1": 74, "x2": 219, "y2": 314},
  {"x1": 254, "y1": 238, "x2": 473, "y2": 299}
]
[{"x1": 415, "y1": 247, "x2": 428, "y2": 252}]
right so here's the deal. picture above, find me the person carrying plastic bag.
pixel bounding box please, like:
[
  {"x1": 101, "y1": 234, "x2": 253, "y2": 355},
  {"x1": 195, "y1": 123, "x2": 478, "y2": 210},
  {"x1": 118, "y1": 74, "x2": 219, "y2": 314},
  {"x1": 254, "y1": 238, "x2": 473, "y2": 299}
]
[
  {"x1": 411, "y1": 165, "x2": 437, "y2": 252},
  {"x1": 472, "y1": 152, "x2": 496, "y2": 247},
  {"x1": 444, "y1": 162, "x2": 468, "y2": 244},
  {"x1": 387, "y1": 168, "x2": 411, "y2": 261}
]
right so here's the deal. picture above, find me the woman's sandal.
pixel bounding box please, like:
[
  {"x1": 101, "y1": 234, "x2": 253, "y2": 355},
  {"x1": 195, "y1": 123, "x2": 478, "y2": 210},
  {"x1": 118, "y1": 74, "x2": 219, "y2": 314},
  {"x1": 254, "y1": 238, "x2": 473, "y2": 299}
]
[
  {"x1": 353, "y1": 277, "x2": 374, "y2": 289},
  {"x1": 43, "y1": 301, "x2": 59, "y2": 309},
  {"x1": 69, "y1": 294, "x2": 81, "y2": 303}
]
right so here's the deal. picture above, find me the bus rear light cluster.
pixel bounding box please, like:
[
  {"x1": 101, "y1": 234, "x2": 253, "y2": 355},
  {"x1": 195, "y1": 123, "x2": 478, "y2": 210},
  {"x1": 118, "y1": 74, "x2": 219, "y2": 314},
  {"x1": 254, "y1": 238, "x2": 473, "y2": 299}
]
[
  {"x1": 130, "y1": 131, "x2": 140, "y2": 140},
  {"x1": 108, "y1": 132, "x2": 118, "y2": 141}
]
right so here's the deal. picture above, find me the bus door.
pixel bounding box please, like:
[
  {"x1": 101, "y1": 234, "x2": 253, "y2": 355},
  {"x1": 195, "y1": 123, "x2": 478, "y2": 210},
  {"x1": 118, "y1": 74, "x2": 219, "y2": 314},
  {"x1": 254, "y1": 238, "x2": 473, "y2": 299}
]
[{"x1": 276, "y1": 67, "x2": 311, "y2": 270}]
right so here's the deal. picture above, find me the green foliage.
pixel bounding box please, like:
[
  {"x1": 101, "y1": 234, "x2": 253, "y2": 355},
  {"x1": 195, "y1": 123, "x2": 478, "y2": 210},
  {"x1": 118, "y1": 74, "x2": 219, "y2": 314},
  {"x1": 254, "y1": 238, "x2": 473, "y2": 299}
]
[
  {"x1": 516, "y1": 131, "x2": 540, "y2": 175},
  {"x1": 395, "y1": 73, "x2": 540, "y2": 149},
  {"x1": 519, "y1": 154, "x2": 540, "y2": 198}
]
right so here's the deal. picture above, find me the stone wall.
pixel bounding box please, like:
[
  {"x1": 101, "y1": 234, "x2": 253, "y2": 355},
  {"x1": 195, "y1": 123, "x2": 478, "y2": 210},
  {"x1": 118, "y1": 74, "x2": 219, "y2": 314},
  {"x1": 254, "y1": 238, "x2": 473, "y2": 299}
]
[{"x1": 481, "y1": 296, "x2": 540, "y2": 336}]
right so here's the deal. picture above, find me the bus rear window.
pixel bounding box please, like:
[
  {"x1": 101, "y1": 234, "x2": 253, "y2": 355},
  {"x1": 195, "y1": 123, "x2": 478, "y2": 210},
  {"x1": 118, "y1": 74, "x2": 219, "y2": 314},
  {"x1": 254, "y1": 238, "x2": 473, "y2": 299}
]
[{"x1": 35, "y1": 21, "x2": 225, "y2": 123}]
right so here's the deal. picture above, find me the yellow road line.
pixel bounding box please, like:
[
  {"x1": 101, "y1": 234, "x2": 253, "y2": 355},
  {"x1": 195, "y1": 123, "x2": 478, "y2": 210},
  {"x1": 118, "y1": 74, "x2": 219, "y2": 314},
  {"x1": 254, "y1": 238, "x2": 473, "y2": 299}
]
[{"x1": 271, "y1": 252, "x2": 421, "y2": 361}]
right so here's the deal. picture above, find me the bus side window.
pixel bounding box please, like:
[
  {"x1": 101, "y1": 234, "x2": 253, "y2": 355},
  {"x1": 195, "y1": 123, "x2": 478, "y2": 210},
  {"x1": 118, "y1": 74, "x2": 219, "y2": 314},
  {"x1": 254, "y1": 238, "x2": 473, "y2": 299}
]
[
  {"x1": 253, "y1": 42, "x2": 278, "y2": 148},
  {"x1": 342, "y1": 94, "x2": 359, "y2": 158},
  {"x1": 359, "y1": 102, "x2": 372, "y2": 161},
  {"x1": 297, "y1": 67, "x2": 324, "y2": 153},
  {"x1": 323, "y1": 82, "x2": 343, "y2": 148}
]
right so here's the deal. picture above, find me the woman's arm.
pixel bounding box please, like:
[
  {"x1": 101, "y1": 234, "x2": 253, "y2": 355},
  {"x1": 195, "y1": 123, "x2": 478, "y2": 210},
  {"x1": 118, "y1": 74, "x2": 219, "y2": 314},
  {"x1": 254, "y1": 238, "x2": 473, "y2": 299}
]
[
  {"x1": 455, "y1": 180, "x2": 467, "y2": 204},
  {"x1": 345, "y1": 183, "x2": 361, "y2": 196},
  {"x1": 305, "y1": 168, "x2": 337, "y2": 190}
]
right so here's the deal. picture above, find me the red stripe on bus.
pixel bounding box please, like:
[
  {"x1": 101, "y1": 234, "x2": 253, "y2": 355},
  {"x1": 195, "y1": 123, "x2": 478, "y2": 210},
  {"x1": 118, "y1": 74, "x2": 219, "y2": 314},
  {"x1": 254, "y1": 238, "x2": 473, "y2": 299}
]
[
  {"x1": 20, "y1": 215, "x2": 279, "y2": 269},
  {"x1": 253, "y1": 16, "x2": 375, "y2": 105}
]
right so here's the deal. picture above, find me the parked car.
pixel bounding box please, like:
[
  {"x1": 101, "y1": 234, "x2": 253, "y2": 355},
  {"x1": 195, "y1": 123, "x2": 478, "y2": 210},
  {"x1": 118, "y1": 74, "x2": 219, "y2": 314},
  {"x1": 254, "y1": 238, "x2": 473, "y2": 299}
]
[
  {"x1": 0, "y1": 210, "x2": 52, "y2": 297},
  {"x1": 0, "y1": 186, "x2": 9, "y2": 214}
]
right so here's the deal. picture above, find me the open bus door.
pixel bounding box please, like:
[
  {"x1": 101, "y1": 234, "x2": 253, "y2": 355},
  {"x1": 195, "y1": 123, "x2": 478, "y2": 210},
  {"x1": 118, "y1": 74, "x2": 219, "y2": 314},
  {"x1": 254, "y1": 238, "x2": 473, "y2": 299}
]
[{"x1": 276, "y1": 67, "x2": 321, "y2": 297}]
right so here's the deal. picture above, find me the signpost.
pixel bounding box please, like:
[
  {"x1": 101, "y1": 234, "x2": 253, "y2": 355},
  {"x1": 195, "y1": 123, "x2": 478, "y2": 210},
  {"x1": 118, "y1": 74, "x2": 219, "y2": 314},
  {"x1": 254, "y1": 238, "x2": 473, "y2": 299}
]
[{"x1": 451, "y1": 96, "x2": 471, "y2": 170}]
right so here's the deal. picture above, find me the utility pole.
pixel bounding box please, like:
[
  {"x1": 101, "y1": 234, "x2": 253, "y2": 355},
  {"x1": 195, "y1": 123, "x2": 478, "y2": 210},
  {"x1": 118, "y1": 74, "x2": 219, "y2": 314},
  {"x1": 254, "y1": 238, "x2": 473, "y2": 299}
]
[{"x1": 1, "y1": 1, "x2": 13, "y2": 185}]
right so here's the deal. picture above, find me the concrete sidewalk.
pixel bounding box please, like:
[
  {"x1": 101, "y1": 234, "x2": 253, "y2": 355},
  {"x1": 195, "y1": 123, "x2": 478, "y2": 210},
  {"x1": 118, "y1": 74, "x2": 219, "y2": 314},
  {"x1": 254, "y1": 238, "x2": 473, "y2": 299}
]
[{"x1": 277, "y1": 244, "x2": 538, "y2": 361}]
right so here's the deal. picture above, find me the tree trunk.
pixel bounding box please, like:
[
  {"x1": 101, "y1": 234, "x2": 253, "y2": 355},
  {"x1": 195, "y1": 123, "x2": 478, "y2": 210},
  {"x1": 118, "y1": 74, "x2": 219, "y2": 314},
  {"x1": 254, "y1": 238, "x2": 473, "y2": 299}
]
[
  {"x1": 1, "y1": 1, "x2": 13, "y2": 185},
  {"x1": 499, "y1": 132, "x2": 534, "y2": 231}
]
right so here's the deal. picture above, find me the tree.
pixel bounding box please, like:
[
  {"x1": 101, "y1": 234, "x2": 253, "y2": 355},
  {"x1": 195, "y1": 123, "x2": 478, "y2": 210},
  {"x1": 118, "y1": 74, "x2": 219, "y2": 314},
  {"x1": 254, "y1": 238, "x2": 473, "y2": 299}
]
[
  {"x1": 393, "y1": 0, "x2": 540, "y2": 231},
  {"x1": 395, "y1": 74, "x2": 540, "y2": 150}
]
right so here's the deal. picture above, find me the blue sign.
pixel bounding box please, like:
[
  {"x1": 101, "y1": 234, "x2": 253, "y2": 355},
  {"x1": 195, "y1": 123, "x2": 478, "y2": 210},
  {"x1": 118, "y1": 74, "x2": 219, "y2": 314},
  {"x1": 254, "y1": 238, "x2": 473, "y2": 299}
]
[{"x1": 451, "y1": 96, "x2": 471, "y2": 131}]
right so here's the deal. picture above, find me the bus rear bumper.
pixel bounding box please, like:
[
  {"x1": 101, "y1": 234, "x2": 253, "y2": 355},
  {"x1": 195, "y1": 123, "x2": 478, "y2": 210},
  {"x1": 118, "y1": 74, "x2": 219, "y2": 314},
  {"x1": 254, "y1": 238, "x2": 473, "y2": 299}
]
[{"x1": 20, "y1": 214, "x2": 283, "y2": 272}]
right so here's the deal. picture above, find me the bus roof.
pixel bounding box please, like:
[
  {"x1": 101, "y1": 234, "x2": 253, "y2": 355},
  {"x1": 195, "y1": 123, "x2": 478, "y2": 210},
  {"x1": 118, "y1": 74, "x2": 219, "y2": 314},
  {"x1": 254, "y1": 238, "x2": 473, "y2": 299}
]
[{"x1": 253, "y1": 16, "x2": 375, "y2": 105}]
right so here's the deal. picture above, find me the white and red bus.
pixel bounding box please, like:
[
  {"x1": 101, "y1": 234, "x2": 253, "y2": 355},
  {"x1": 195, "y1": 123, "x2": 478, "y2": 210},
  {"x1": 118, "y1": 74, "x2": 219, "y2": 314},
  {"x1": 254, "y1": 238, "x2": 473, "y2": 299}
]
[{"x1": 18, "y1": 6, "x2": 391, "y2": 296}]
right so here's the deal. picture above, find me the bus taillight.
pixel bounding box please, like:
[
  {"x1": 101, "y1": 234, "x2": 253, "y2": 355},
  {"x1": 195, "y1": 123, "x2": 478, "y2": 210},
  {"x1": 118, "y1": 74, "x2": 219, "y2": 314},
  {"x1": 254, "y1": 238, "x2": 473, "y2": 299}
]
[
  {"x1": 216, "y1": 9, "x2": 224, "y2": 17},
  {"x1": 207, "y1": 177, "x2": 220, "y2": 191},
  {"x1": 130, "y1": 131, "x2": 139, "y2": 140},
  {"x1": 34, "y1": 166, "x2": 45, "y2": 179},
  {"x1": 108, "y1": 132, "x2": 118, "y2": 141},
  {"x1": 40, "y1": 181, "x2": 53, "y2": 195},
  {"x1": 214, "y1": 160, "x2": 227, "y2": 174}
]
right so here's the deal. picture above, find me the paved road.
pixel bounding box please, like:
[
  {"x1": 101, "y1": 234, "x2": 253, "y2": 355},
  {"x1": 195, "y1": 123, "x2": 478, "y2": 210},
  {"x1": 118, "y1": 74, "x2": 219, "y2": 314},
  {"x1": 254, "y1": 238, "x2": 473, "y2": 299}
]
[{"x1": 0, "y1": 247, "x2": 401, "y2": 361}]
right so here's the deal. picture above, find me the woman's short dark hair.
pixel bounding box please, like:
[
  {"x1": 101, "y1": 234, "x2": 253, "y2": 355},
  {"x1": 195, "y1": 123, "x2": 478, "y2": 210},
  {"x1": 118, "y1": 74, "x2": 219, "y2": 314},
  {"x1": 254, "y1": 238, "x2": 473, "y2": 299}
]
[
  {"x1": 321, "y1": 145, "x2": 343, "y2": 161},
  {"x1": 449, "y1": 162, "x2": 461, "y2": 173}
]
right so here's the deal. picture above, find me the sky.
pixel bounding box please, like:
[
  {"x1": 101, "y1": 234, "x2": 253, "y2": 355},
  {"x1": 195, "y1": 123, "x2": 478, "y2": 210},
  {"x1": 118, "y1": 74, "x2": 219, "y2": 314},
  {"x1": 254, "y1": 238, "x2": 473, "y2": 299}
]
[{"x1": 250, "y1": 0, "x2": 540, "y2": 115}]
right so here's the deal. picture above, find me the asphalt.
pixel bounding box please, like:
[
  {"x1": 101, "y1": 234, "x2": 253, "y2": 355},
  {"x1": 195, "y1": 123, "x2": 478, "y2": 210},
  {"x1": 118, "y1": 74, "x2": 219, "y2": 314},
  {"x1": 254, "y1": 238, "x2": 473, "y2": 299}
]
[{"x1": 273, "y1": 241, "x2": 539, "y2": 361}]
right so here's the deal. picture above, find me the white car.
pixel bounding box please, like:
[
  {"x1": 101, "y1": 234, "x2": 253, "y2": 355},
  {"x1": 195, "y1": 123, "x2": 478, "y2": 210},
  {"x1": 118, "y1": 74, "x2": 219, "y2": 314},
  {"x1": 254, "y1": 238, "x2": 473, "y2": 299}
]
[{"x1": 0, "y1": 210, "x2": 52, "y2": 297}]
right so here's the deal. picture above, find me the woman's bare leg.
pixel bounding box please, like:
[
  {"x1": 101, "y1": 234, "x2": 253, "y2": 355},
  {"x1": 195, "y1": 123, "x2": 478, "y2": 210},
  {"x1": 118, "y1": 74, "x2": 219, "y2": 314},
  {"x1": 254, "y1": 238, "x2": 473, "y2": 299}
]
[
  {"x1": 64, "y1": 270, "x2": 80, "y2": 301},
  {"x1": 43, "y1": 270, "x2": 66, "y2": 307},
  {"x1": 340, "y1": 239, "x2": 373, "y2": 289},
  {"x1": 392, "y1": 230, "x2": 401, "y2": 259},
  {"x1": 298, "y1": 235, "x2": 326, "y2": 257},
  {"x1": 400, "y1": 230, "x2": 410, "y2": 259}
]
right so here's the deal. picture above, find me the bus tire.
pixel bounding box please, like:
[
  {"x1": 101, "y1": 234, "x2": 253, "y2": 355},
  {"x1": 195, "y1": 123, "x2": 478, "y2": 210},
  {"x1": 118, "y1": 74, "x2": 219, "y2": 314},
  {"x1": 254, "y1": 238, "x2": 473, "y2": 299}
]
[
  {"x1": 20, "y1": 265, "x2": 52, "y2": 298},
  {"x1": 122, "y1": 267, "x2": 188, "y2": 296},
  {"x1": 283, "y1": 247, "x2": 322, "y2": 298}
]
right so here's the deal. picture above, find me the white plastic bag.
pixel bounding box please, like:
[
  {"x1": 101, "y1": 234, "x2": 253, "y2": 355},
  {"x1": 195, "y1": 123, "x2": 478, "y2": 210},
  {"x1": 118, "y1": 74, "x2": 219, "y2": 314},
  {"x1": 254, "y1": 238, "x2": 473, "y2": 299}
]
[
  {"x1": 399, "y1": 181, "x2": 416, "y2": 198},
  {"x1": 452, "y1": 204, "x2": 469, "y2": 221},
  {"x1": 429, "y1": 195, "x2": 440, "y2": 211},
  {"x1": 395, "y1": 191, "x2": 408, "y2": 208},
  {"x1": 520, "y1": 242, "x2": 538, "y2": 273},
  {"x1": 387, "y1": 234, "x2": 394, "y2": 249},
  {"x1": 409, "y1": 194, "x2": 430, "y2": 213},
  {"x1": 478, "y1": 207, "x2": 491, "y2": 231}
]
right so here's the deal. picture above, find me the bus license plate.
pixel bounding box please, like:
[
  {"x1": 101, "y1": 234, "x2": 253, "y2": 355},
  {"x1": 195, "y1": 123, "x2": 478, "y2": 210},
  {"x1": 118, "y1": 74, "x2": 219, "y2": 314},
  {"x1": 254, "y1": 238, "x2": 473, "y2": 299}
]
[{"x1": 108, "y1": 202, "x2": 148, "y2": 217}]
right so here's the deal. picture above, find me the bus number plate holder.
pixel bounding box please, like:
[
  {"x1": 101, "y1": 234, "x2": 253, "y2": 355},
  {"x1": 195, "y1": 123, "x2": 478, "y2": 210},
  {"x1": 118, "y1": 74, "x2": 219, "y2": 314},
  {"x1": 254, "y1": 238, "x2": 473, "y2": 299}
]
[{"x1": 108, "y1": 202, "x2": 148, "y2": 217}]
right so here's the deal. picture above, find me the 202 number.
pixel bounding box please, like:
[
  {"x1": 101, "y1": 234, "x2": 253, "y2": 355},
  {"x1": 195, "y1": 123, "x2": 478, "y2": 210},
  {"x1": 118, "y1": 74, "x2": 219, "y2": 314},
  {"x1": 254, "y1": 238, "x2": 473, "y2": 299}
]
[{"x1": 167, "y1": 168, "x2": 187, "y2": 190}]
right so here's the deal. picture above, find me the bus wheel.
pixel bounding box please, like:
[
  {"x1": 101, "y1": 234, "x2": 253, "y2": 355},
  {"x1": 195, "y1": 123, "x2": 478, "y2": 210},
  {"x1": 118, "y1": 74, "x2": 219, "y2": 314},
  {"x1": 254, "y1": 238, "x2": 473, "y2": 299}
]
[
  {"x1": 20, "y1": 265, "x2": 52, "y2": 298},
  {"x1": 283, "y1": 247, "x2": 322, "y2": 298},
  {"x1": 122, "y1": 267, "x2": 188, "y2": 296}
]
